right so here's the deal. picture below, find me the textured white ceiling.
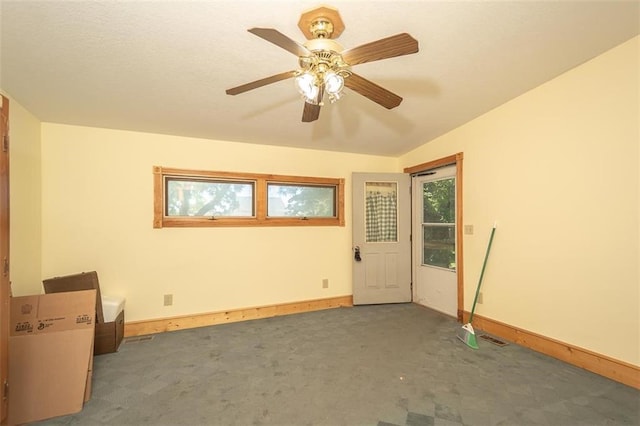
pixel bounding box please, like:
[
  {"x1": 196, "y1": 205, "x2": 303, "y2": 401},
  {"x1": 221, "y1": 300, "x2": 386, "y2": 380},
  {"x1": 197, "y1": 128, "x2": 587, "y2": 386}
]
[{"x1": 1, "y1": 1, "x2": 638, "y2": 156}]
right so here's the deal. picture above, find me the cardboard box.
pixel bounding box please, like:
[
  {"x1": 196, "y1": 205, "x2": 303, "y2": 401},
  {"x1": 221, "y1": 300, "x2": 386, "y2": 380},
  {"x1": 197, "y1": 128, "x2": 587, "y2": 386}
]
[
  {"x1": 8, "y1": 290, "x2": 96, "y2": 425},
  {"x1": 85, "y1": 350, "x2": 94, "y2": 402},
  {"x1": 43, "y1": 271, "x2": 104, "y2": 323},
  {"x1": 95, "y1": 309, "x2": 124, "y2": 355},
  {"x1": 43, "y1": 271, "x2": 125, "y2": 355}
]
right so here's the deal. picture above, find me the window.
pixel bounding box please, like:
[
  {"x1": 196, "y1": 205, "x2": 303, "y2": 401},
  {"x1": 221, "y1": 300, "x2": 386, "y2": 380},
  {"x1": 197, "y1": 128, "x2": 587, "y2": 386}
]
[
  {"x1": 166, "y1": 178, "x2": 255, "y2": 218},
  {"x1": 267, "y1": 183, "x2": 336, "y2": 218},
  {"x1": 153, "y1": 166, "x2": 344, "y2": 228}
]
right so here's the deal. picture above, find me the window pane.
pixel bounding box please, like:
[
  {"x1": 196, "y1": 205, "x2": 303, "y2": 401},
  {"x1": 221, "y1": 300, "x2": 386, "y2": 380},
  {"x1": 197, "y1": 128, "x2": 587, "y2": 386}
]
[
  {"x1": 423, "y1": 178, "x2": 455, "y2": 223},
  {"x1": 166, "y1": 178, "x2": 254, "y2": 217},
  {"x1": 423, "y1": 225, "x2": 456, "y2": 269},
  {"x1": 365, "y1": 182, "x2": 397, "y2": 243},
  {"x1": 267, "y1": 184, "x2": 336, "y2": 217}
]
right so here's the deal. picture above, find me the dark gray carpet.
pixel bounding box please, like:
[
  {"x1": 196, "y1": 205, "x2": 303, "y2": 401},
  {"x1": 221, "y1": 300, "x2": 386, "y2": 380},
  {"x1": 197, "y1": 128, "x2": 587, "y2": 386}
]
[{"x1": 35, "y1": 304, "x2": 639, "y2": 425}]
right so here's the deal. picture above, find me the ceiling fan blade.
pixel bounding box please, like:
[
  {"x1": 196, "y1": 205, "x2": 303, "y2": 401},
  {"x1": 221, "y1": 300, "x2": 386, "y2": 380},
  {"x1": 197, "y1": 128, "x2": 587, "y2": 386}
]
[
  {"x1": 226, "y1": 71, "x2": 297, "y2": 95},
  {"x1": 344, "y1": 73, "x2": 403, "y2": 109},
  {"x1": 302, "y1": 86, "x2": 323, "y2": 122},
  {"x1": 248, "y1": 28, "x2": 312, "y2": 57},
  {"x1": 341, "y1": 33, "x2": 418, "y2": 66},
  {"x1": 302, "y1": 102, "x2": 321, "y2": 122}
]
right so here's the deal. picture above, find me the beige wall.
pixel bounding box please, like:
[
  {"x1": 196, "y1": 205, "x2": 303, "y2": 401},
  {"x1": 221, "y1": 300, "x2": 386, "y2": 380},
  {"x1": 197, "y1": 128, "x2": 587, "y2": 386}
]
[
  {"x1": 400, "y1": 37, "x2": 639, "y2": 365},
  {"x1": 40, "y1": 124, "x2": 397, "y2": 322},
  {"x1": 4, "y1": 93, "x2": 42, "y2": 296}
]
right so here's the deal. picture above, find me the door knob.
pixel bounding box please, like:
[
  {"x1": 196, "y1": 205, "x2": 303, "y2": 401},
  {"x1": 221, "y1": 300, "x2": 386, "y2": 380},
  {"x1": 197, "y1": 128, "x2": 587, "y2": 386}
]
[{"x1": 354, "y1": 246, "x2": 362, "y2": 262}]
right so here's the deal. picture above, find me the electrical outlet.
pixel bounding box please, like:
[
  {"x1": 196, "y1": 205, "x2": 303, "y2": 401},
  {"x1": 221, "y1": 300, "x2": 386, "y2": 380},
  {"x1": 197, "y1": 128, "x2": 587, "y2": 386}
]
[
  {"x1": 322, "y1": 278, "x2": 329, "y2": 289},
  {"x1": 164, "y1": 294, "x2": 173, "y2": 306},
  {"x1": 477, "y1": 292, "x2": 483, "y2": 304},
  {"x1": 464, "y1": 225, "x2": 474, "y2": 235}
]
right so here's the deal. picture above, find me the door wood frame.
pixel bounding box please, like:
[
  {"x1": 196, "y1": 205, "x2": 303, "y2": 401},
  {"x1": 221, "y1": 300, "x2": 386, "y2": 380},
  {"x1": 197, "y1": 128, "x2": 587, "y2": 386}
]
[
  {"x1": 0, "y1": 95, "x2": 9, "y2": 422},
  {"x1": 404, "y1": 152, "x2": 464, "y2": 322}
]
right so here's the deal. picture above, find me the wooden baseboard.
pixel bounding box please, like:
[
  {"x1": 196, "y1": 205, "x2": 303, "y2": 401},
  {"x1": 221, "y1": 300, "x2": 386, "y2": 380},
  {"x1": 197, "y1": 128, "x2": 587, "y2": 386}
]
[
  {"x1": 124, "y1": 295, "x2": 353, "y2": 337},
  {"x1": 463, "y1": 312, "x2": 640, "y2": 389}
]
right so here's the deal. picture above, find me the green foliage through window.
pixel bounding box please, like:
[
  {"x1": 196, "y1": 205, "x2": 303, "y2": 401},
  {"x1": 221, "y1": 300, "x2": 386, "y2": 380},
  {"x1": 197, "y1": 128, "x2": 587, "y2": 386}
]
[
  {"x1": 267, "y1": 184, "x2": 336, "y2": 217},
  {"x1": 422, "y1": 225, "x2": 456, "y2": 269},
  {"x1": 166, "y1": 178, "x2": 254, "y2": 217},
  {"x1": 423, "y1": 179, "x2": 455, "y2": 223}
]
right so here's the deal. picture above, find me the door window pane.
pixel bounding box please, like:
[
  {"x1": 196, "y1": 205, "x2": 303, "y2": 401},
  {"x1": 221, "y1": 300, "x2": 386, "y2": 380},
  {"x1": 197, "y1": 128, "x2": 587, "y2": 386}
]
[
  {"x1": 423, "y1": 179, "x2": 455, "y2": 223},
  {"x1": 267, "y1": 184, "x2": 336, "y2": 217},
  {"x1": 423, "y1": 225, "x2": 456, "y2": 269},
  {"x1": 166, "y1": 178, "x2": 254, "y2": 217},
  {"x1": 365, "y1": 182, "x2": 397, "y2": 243},
  {"x1": 422, "y1": 177, "x2": 455, "y2": 269}
]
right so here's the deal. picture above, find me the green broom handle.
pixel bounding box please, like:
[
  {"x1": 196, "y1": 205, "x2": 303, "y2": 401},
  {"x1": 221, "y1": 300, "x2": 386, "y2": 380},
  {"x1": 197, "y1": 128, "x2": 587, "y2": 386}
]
[{"x1": 469, "y1": 223, "x2": 497, "y2": 323}]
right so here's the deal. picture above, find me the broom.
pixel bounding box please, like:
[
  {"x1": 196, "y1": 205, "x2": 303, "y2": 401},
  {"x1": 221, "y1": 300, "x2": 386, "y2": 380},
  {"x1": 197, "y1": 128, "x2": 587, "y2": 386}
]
[{"x1": 457, "y1": 222, "x2": 497, "y2": 349}]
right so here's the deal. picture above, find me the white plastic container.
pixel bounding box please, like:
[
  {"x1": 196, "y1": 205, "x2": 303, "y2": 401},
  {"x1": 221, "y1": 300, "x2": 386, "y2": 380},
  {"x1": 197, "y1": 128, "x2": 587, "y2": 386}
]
[{"x1": 101, "y1": 295, "x2": 125, "y2": 323}]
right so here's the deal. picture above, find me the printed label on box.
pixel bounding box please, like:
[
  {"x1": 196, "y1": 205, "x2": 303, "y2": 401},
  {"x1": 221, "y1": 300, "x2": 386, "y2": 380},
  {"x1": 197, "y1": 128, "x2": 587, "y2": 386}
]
[
  {"x1": 15, "y1": 321, "x2": 33, "y2": 333},
  {"x1": 76, "y1": 314, "x2": 92, "y2": 325},
  {"x1": 37, "y1": 320, "x2": 55, "y2": 331}
]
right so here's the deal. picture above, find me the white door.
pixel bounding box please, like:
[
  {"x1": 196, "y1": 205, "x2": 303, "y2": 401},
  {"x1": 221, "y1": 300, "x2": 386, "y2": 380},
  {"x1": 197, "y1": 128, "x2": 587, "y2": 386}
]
[
  {"x1": 352, "y1": 173, "x2": 411, "y2": 305},
  {"x1": 412, "y1": 166, "x2": 458, "y2": 317}
]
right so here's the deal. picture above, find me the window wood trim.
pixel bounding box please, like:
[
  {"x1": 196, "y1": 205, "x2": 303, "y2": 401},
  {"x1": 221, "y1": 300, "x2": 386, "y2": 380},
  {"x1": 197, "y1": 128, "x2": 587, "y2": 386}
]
[{"x1": 153, "y1": 166, "x2": 345, "y2": 228}]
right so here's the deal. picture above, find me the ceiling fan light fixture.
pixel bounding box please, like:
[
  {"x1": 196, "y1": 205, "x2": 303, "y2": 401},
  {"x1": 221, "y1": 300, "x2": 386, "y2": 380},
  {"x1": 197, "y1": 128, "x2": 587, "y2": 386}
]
[
  {"x1": 295, "y1": 72, "x2": 320, "y2": 103},
  {"x1": 324, "y1": 71, "x2": 344, "y2": 94}
]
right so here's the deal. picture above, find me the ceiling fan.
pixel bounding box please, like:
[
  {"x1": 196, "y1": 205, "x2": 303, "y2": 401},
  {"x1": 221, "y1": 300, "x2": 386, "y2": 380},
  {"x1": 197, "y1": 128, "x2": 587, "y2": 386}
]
[{"x1": 225, "y1": 5, "x2": 419, "y2": 123}]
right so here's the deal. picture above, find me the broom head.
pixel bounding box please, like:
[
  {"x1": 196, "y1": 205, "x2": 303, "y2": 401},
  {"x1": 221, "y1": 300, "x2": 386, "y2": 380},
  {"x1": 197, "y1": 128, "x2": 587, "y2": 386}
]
[{"x1": 457, "y1": 323, "x2": 479, "y2": 349}]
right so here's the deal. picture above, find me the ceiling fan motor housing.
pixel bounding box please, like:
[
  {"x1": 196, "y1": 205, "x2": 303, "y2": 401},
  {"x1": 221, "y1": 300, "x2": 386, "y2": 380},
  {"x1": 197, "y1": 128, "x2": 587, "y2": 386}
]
[
  {"x1": 303, "y1": 38, "x2": 343, "y2": 53},
  {"x1": 299, "y1": 39, "x2": 351, "y2": 80}
]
